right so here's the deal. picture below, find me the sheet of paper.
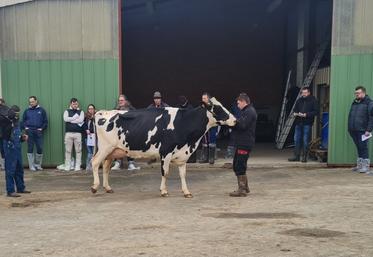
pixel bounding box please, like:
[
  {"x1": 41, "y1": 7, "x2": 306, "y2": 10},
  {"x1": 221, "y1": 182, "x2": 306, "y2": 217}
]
[
  {"x1": 362, "y1": 133, "x2": 372, "y2": 142},
  {"x1": 87, "y1": 134, "x2": 96, "y2": 146}
]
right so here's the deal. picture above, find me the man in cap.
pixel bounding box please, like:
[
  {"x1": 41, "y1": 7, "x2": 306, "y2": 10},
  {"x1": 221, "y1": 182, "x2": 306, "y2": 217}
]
[{"x1": 147, "y1": 91, "x2": 169, "y2": 108}]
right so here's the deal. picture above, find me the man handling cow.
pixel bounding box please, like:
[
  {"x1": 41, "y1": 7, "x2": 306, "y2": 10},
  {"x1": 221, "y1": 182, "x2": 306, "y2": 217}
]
[{"x1": 229, "y1": 93, "x2": 257, "y2": 197}]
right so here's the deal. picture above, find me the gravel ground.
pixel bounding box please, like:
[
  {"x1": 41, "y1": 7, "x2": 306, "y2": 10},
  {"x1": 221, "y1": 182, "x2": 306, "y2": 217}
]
[{"x1": 0, "y1": 165, "x2": 372, "y2": 257}]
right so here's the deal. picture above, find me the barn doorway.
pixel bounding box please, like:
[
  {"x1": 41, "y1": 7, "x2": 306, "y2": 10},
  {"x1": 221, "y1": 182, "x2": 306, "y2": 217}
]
[{"x1": 121, "y1": 0, "x2": 333, "y2": 160}]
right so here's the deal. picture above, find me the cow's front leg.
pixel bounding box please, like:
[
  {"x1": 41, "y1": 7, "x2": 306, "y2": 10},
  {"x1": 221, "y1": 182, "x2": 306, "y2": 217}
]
[
  {"x1": 102, "y1": 158, "x2": 114, "y2": 193},
  {"x1": 178, "y1": 163, "x2": 192, "y2": 198},
  {"x1": 160, "y1": 155, "x2": 172, "y2": 197}
]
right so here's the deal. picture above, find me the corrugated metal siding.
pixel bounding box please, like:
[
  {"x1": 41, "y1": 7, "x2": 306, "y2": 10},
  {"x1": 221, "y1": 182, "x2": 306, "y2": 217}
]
[
  {"x1": 0, "y1": 0, "x2": 120, "y2": 166},
  {"x1": 329, "y1": 54, "x2": 373, "y2": 164},
  {"x1": 329, "y1": 0, "x2": 373, "y2": 165}
]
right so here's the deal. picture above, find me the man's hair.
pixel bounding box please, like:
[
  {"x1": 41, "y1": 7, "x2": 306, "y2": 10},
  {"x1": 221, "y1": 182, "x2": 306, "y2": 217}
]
[
  {"x1": 202, "y1": 92, "x2": 211, "y2": 99},
  {"x1": 237, "y1": 93, "x2": 250, "y2": 104},
  {"x1": 301, "y1": 87, "x2": 310, "y2": 92},
  {"x1": 355, "y1": 86, "x2": 366, "y2": 93},
  {"x1": 70, "y1": 98, "x2": 78, "y2": 103},
  {"x1": 118, "y1": 94, "x2": 128, "y2": 101},
  {"x1": 29, "y1": 96, "x2": 37, "y2": 101}
]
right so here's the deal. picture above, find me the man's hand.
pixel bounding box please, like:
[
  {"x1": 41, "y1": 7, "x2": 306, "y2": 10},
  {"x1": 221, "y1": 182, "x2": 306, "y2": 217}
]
[
  {"x1": 365, "y1": 131, "x2": 371, "y2": 137},
  {"x1": 86, "y1": 130, "x2": 91, "y2": 135}
]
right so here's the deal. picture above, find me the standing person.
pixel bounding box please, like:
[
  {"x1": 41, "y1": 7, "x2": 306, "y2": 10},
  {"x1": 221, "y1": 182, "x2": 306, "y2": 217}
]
[
  {"x1": 22, "y1": 96, "x2": 48, "y2": 171},
  {"x1": 62, "y1": 98, "x2": 84, "y2": 172},
  {"x1": 199, "y1": 92, "x2": 218, "y2": 164},
  {"x1": 1, "y1": 105, "x2": 31, "y2": 197},
  {"x1": 348, "y1": 86, "x2": 373, "y2": 174},
  {"x1": 0, "y1": 98, "x2": 6, "y2": 170},
  {"x1": 147, "y1": 91, "x2": 169, "y2": 109},
  {"x1": 84, "y1": 104, "x2": 96, "y2": 171},
  {"x1": 229, "y1": 93, "x2": 257, "y2": 197},
  {"x1": 177, "y1": 95, "x2": 196, "y2": 163},
  {"x1": 177, "y1": 95, "x2": 193, "y2": 109},
  {"x1": 112, "y1": 95, "x2": 140, "y2": 171},
  {"x1": 288, "y1": 87, "x2": 319, "y2": 163}
]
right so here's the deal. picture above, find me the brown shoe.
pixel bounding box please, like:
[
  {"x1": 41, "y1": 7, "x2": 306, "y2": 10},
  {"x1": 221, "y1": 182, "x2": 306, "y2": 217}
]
[{"x1": 229, "y1": 175, "x2": 248, "y2": 197}]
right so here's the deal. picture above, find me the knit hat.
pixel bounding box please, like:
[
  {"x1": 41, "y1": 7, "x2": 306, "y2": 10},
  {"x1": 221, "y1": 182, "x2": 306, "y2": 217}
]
[{"x1": 153, "y1": 91, "x2": 162, "y2": 98}]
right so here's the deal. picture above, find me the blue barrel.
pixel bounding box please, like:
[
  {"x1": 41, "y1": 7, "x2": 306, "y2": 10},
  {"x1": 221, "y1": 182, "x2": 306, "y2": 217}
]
[{"x1": 321, "y1": 112, "x2": 329, "y2": 149}]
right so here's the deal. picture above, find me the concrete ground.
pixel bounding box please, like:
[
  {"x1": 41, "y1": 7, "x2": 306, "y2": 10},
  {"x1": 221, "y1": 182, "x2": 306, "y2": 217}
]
[{"x1": 0, "y1": 162, "x2": 372, "y2": 257}]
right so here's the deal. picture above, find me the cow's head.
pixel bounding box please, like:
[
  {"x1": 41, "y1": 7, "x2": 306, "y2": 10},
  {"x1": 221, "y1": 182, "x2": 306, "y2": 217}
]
[{"x1": 203, "y1": 97, "x2": 236, "y2": 127}]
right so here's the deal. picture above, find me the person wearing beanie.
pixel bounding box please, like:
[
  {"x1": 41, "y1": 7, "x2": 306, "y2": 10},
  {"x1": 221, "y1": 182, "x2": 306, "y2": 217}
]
[{"x1": 147, "y1": 91, "x2": 170, "y2": 109}]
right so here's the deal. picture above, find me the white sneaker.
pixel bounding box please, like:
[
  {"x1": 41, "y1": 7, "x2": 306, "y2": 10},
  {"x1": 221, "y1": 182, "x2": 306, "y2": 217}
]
[
  {"x1": 128, "y1": 162, "x2": 140, "y2": 171},
  {"x1": 112, "y1": 161, "x2": 121, "y2": 170}
]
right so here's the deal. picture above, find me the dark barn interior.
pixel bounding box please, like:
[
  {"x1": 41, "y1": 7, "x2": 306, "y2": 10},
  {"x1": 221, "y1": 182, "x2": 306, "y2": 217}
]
[{"x1": 122, "y1": 0, "x2": 332, "y2": 143}]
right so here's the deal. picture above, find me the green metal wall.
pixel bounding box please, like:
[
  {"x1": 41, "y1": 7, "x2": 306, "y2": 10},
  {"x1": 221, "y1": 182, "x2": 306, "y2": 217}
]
[
  {"x1": 1, "y1": 59, "x2": 118, "y2": 166},
  {"x1": 329, "y1": 54, "x2": 373, "y2": 164},
  {"x1": 329, "y1": 0, "x2": 373, "y2": 165},
  {"x1": 0, "y1": 0, "x2": 120, "y2": 166}
]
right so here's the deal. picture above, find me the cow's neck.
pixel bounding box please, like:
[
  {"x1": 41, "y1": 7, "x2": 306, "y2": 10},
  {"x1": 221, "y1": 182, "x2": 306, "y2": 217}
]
[{"x1": 183, "y1": 107, "x2": 215, "y2": 136}]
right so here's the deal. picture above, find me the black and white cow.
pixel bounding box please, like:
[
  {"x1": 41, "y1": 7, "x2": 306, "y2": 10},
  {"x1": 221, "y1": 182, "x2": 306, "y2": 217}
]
[{"x1": 91, "y1": 98, "x2": 236, "y2": 197}]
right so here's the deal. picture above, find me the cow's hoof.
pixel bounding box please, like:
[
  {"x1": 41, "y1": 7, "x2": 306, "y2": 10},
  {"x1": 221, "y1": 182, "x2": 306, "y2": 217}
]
[
  {"x1": 160, "y1": 192, "x2": 169, "y2": 197},
  {"x1": 105, "y1": 188, "x2": 114, "y2": 194},
  {"x1": 91, "y1": 187, "x2": 97, "y2": 194},
  {"x1": 184, "y1": 193, "x2": 193, "y2": 198}
]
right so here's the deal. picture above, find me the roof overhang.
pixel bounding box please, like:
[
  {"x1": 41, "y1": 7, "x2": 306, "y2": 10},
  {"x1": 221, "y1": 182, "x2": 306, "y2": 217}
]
[{"x1": 0, "y1": 0, "x2": 33, "y2": 8}]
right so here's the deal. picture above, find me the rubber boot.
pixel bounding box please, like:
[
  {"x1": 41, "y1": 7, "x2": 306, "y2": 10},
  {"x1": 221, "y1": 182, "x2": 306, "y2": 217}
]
[
  {"x1": 209, "y1": 144, "x2": 216, "y2": 165},
  {"x1": 243, "y1": 175, "x2": 250, "y2": 193},
  {"x1": 187, "y1": 151, "x2": 197, "y2": 163},
  {"x1": 301, "y1": 147, "x2": 309, "y2": 163},
  {"x1": 225, "y1": 146, "x2": 235, "y2": 159},
  {"x1": 352, "y1": 158, "x2": 363, "y2": 172},
  {"x1": 34, "y1": 153, "x2": 43, "y2": 171},
  {"x1": 27, "y1": 153, "x2": 36, "y2": 171},
  {"x1": 229, "y1": 175, "x2": 248, "y2": 197},
  {"x1": 288, "y1": 146, "x2": 301, "y2": 162},
  {"x1": 360, "y1": 159, "x2": 370, "y2": 173},
  {"x1": 198, "y1": 145, "x2": 209, "y2": 163}
]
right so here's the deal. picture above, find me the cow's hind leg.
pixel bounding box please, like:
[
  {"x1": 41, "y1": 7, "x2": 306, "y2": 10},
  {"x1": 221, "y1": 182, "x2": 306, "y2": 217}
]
[
  {"x1": 178, "y1": 163, "x2": 192, "y2": 198},
  {"x1": 103, "y1": 158, "x2": 114, "y2": 193},
  {"x1": 160, "y1": 155, "x2": 172, "y2": 197},
  {"x1": 91, "y1": 148, "x2": 112, "y2": 193}
]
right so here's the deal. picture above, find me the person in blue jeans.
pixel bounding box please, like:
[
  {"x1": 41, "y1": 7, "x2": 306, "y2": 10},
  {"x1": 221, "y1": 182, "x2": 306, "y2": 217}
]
[
  {"x1": 348, "y1": 86, "x2": 373, "y2": 174},
  {"x1": 84, "y1": 104, "x2": 96, "y2": 171},
  {"x1": 22, "y1": 96, "x2": 48, "y2": 171},
  {"x1": 1, "y1": 105, "x2": 31, "y2": 197},
  {"x1": 288, "y1": 87, "x2": 319, "y2": 163}
]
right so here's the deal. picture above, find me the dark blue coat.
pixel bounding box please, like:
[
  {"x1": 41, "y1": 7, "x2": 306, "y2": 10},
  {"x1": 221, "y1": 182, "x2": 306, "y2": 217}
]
[
  {"x1": 22, "y1": 105, "x2": 48, "y2": 130},
  {"x1": 348, "y1": 96, "x2": 373, "y2": 132}
]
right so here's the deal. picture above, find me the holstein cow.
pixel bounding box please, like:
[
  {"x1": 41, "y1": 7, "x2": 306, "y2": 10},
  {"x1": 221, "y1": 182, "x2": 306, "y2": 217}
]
[{"x1": 91, "y1": 98, "x2": 236, "y2": 197}]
